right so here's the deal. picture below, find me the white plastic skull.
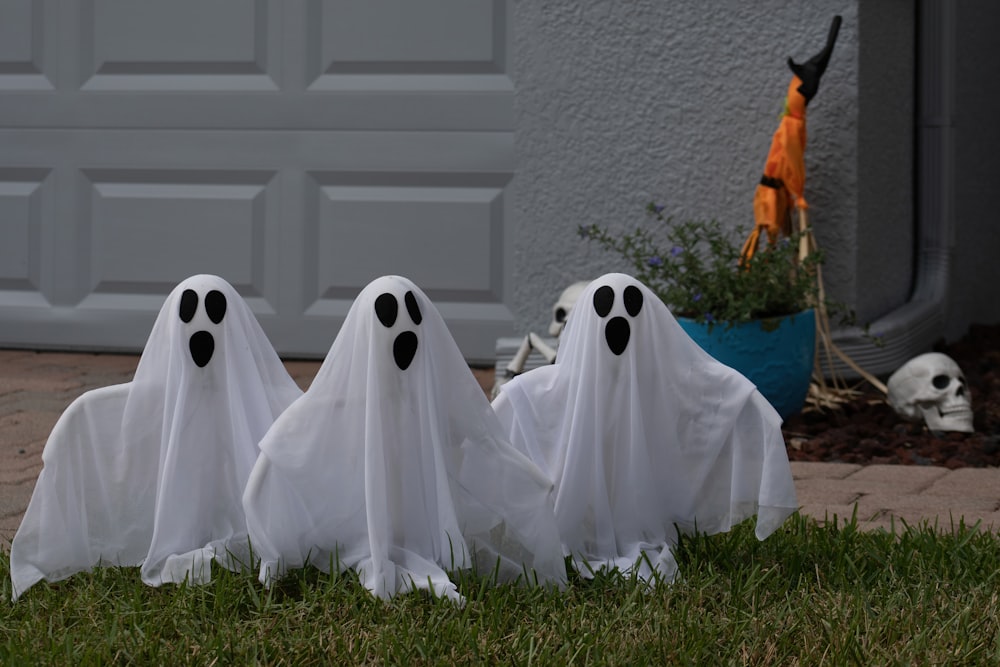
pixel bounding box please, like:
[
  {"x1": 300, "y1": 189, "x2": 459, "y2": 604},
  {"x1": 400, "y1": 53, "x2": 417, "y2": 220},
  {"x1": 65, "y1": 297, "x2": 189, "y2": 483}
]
[
  {"x1": 887, "y1": 352, "x2": 973, "y2": 433},
  {"x1": 549, "y1": 281, "x2": 590, "y2": 336}
]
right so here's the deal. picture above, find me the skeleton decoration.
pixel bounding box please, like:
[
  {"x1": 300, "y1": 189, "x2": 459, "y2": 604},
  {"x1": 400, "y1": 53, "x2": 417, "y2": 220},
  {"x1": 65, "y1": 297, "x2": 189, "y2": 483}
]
[
  {"x1": 549, "y1": 281, "x2": 590, "y2": 337},
  {"x1": 887, "y1": 352, "x2": 974, "y2": 433},
  {"x1": 10, "y1": 275, "x2": 303, "y2": 601},
  {"x1": 242, "y1": 275, "x2": 567, "y2": 603},
  {"x1": 492, "y1": 273, "x2": 798, "y2": 584},
  {"x1": 492, "y1": 280, "x2": 590, "y2": 398}
]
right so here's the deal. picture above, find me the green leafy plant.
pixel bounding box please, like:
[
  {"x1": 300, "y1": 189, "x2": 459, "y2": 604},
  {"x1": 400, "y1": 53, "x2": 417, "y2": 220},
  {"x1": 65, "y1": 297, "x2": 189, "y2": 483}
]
[{"x1": 579, "y1": 202, "x2": 823, "y2": 327}]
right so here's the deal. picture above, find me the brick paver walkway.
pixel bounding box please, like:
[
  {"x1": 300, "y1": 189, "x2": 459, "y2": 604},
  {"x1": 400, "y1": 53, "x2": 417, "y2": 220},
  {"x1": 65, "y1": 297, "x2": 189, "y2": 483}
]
[{"x1": 2, "y1": 350, "x2": 998, "y2": 549}]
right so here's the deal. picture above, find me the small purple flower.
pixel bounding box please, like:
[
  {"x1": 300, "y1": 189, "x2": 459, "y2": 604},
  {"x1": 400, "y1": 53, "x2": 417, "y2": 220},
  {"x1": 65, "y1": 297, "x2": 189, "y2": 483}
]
[
  {"x1": 670, "y1": 246, "x2": 683, "y2": 257},
  {"x1": 652, "y1": 204, "x2": 666, "y2": 214},
  {"x1": 704, "y1": 312, "x2": 714, "y2": 323},
  {"x1": 648, "y1": 256, "x2": 663, "y2": 267},
  {"x1": 692, "y1": 292, "x2": 702, "y2": 302}
]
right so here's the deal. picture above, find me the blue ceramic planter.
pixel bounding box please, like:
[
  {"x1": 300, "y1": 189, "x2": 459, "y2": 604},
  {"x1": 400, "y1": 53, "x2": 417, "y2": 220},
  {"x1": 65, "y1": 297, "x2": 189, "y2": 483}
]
[{"x1": 677, "y1": 310, "x2": 816, "y2": 419}]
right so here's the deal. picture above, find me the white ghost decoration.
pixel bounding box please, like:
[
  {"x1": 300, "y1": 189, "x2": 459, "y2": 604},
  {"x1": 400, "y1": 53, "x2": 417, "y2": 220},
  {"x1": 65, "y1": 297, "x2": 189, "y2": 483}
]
[
  {"x1": 492, "y1": 273, "x2": 798, "y2": 584},
  {"x1": 9, "y1": 275, "x2": 303, "y2": 600},
  {"x1": 887, "y1": 352, "x2": 974, "y2": 433},
  {"x1": 242, "y1": 275, "x2": 567, "y2": 603}
]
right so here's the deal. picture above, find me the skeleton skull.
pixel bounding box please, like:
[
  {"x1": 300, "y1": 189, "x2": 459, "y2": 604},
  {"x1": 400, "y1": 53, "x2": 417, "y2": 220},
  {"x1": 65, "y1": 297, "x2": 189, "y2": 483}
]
[
  {"x1": 549, "y1": 281, "x2": 590, "y2": 336},
  {"x1": 493, "y1": 280, "x2": 592, "y2": 400},
  {"x1": 887, "y1": 352, "x2": 974, "y2": 433}
]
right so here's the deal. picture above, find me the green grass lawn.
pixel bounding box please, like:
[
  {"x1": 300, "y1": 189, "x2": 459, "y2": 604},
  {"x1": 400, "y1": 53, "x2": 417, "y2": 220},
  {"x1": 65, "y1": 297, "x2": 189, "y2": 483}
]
[{"x1": 2, "y1": 513, "x2": 998, "y2": 665}]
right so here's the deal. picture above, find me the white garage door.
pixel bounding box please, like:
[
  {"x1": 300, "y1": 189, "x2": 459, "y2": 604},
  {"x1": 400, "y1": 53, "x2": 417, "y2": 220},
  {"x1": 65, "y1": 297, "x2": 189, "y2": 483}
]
[{"x1": 0, "y1": 0, "x2": 514, "y2": 362}]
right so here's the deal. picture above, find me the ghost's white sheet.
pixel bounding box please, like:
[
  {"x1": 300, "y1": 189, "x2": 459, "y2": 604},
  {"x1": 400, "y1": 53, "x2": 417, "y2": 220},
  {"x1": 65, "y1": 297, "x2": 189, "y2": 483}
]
[
  {"x1": 492, "y1": 273, "x2": 798, "y2": 583},
  {"x1": 10, "y1": 275, "x2": 302, "y2": 600},
  {"x1": 243, "y1": 275, "x2": 567, "y2": 602}
]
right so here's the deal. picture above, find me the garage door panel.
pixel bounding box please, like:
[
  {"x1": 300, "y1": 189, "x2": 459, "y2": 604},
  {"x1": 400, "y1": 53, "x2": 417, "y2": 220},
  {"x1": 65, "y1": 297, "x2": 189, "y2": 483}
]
[
  {"x1": 0, "y1": 129, "x2": 512, "y2": 171},
  {"x1": 0, "y1": 170, "x2": 51, "y2": 298},
  {"x1": 315, "y1": 0, "x2": 501, "y2": 73},
  {"x1": 79, "y1": 169, "x2": 280, "y2": 311},
  {"x1": 302, "y1": 170, "x2": 508, "y2": 315},
  {"x1": 0, "y1": 93, "x2": 512, "y2": 129},
  {"x1": 308, "y1": 0, "x2": 508, "y2": 95},
  {"x1": 80, "y1": 0, "x2": 279, "y2": 91},
  {"x1": 0, "y1": 0, "x2": 54, "y2": 90},
  {"x1": 0, "y1": 0, "x2": 38, "y2": 70}
]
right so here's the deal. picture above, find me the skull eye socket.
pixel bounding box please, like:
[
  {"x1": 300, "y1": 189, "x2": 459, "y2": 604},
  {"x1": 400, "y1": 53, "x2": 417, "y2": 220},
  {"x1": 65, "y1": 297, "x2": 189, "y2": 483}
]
[
  {"x1": 205, "y1": 289, "x2": 227, "y2": 324},
  {"x1": 375, "y1": 293, "x2": 398, "y2": 328},
  {"x1": 932, "y1": 374, "x2": 951, "y2": 390},
  {"x1": 179, "y1": 289, "x2": 198, "y2": 323},
  {"x1": 623, "y1": 285, "x2": 643, "y2": 317},
  {"x1": 404, "y1": 290, "x2": 422, "y2": 325},
  {"x1": 554, "y1": 307, "x2": 567, "y2": 323},
  {"x1": 593, "y1": 285, "x2": 614, "y2": 318}
]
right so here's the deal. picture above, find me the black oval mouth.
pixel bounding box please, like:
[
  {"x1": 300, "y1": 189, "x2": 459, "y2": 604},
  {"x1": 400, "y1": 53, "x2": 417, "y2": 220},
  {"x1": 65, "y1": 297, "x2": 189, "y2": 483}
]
[
  {"x1": 189, "y1": 331, "x2": 215, "y2": 368},
  {"x1": 393, "y1": 331, "x2": 418, "y2": 370},
  {"x1": 604, "y1": 317, "x2": 630, "y2": 356}
]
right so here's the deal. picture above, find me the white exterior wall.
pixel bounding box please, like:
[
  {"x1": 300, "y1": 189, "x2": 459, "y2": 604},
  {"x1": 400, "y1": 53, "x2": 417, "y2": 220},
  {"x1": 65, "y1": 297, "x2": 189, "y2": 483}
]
[{"x1": 510, "y1": 1, "x2": 916, "y2": 339}]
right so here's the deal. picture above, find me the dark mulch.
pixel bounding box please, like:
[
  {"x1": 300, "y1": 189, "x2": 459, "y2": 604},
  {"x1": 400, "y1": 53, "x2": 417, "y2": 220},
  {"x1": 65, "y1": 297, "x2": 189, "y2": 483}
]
[{"x1": 782, "y1": 323, "x2": 1000, "y2": 468}]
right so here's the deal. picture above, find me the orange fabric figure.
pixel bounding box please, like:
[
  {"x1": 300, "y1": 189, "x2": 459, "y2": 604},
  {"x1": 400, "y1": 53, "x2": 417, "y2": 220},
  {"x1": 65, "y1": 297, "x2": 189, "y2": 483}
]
[{"x1": 741, "y1": 17, "x2": 841, "y2": 263}]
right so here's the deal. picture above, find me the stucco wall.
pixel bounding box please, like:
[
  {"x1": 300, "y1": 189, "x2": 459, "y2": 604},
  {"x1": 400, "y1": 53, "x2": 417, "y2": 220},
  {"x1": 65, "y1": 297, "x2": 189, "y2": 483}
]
[{"x1": 510, "y1": 1, "x2": 915, "y2": 337}]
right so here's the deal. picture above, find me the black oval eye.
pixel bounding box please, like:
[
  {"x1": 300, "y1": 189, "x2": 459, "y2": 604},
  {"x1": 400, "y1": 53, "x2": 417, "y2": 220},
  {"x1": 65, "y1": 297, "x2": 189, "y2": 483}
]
[
  {"x1": 554, "y1": 307, "x2": 567, "y2": 323},
  {"x1": 375, "y1": 293, "x2": 398, "y2": 328},
  {"x1": 179, "y1": 289, "x2": 198, "y2": 323},
  {"x1": 593, "y1": 285, "x2": 614, "y2": 318},
  {"x1": 205, "y1": 290, "x2": 227, "y2": 324},
  {"x1": 623, "y1": 285, "x2": 643, "y2": 317},
  {"x1": 932, "y1": 374, "x2": 951, "y2": 390},
  {"x1": 404, "y1": 290, "x2": 422, "y2": 325}
]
